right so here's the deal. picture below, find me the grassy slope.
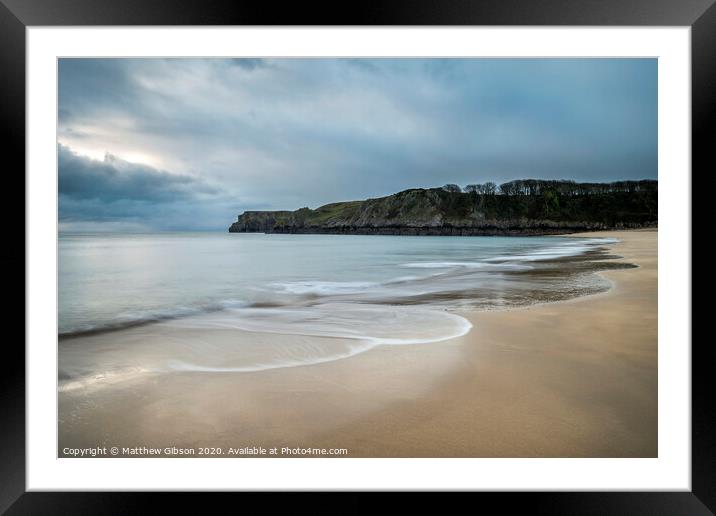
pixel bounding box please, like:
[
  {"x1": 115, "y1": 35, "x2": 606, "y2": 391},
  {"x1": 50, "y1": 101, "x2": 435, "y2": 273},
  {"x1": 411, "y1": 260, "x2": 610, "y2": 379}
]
[{"x1": 233, "y1": 186, "x2": 657, "y2": 231}]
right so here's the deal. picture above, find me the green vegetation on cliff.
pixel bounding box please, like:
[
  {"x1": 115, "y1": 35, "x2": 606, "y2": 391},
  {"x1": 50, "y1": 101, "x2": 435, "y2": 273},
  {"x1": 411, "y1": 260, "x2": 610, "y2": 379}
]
[{"x1": 229, "y1": 179, "x2": 657, "y2": 236}]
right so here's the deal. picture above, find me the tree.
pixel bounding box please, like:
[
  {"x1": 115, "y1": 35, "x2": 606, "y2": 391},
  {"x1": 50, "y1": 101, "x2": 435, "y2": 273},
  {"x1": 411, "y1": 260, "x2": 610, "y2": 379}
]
[
  {"x1": 442, "y1": 184, "x2": 462, "y2": 193},
  {"x1": 543, "y1": 189, "x2": 560, "y2": 214},
  {"x1": 464, "y1": 184, "x2": 480, "y2": 193},
  {"x1": 500, "y1": 181, "x2": 516, "y2": 196}
]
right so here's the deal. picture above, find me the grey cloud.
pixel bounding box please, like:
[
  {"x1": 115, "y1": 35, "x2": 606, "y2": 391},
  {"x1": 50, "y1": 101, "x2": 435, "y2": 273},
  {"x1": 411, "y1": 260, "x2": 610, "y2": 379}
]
[
  {"x1": 229, "y1": 58, "x2": 267, "y2": 70},
  {"x1": 57, "y1": 144, "x2": 250, "y2": 231},
  {"x1": 58, "y1": 144, "x2": 218, "y2": 203}
]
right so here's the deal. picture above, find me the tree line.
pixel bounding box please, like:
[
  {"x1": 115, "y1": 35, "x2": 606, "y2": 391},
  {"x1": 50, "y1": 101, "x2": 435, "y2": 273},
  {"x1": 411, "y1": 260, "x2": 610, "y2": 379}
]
[{"x1": 443, "y1": 179, "x2": 657, "y2": 197}]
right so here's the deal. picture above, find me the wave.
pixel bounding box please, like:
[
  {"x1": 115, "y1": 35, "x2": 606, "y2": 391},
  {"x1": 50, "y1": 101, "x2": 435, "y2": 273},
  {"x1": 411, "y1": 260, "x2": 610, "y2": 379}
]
[
  {"x1": 271, "y1": 280, "x2": 379, "y2": 295},
  {"x1": 486, "y1": 238, "x2": 618, "y2": 263},
  {"x1": 58, "y1": 366, "x2": 154, "y2": 392},
  {"x1": 401, "y1": 238, "x2": 616, "y2": 269},
  {"x1": 58, "y1": 303, "x2": 472, "y2": 391},
  {"x1": 164, "y1": 340, "x2": 376, "y2": 374},
  {"x1": 401, "y1": 261, "x2": 532, "y2": 270},
  {"x1": 59, "y1": 299, "x2": 250, "y2": 339},
  {"x1": 59, "y1": 237, "x2": 617, "y2": 338},
  {"x1": 165, "y1": 303, "x2": 473, "y2": 345}
]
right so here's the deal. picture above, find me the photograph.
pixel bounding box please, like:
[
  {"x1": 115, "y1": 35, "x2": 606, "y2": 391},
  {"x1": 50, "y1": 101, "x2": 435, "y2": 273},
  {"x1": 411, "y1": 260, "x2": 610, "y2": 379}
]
[{"x1": 56, "y1": 57, "x2": 658, "y2": 459}]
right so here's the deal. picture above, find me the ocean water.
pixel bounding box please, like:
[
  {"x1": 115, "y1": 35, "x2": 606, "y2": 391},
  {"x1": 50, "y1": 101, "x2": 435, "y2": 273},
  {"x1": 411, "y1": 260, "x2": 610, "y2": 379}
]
[{"x1": 58, "y1": 232, "x2": 630, "y2": 390}]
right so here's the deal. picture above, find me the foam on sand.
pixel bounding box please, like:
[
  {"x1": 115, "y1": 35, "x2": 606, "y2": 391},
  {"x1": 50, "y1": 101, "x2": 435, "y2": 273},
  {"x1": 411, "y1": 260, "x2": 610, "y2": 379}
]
[{"x1": 58, "y1": 303, "x2": 472, "y2": 391}]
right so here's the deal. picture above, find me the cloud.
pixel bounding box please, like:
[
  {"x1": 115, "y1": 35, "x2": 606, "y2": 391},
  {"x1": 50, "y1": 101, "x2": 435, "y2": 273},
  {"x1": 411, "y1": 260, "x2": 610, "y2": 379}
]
[
  {"x1": 58, "y1": 144, "x2": 217, "y2": 203},
  {"x1": 58, "y1": 58, "x2": 657, "y2": 231},
  {"x1": 229, "y1": 58, "x2": 267, "y2": 71},
  {"x1": 58, "y1": 144, "x2": 243, "y2": 231}
]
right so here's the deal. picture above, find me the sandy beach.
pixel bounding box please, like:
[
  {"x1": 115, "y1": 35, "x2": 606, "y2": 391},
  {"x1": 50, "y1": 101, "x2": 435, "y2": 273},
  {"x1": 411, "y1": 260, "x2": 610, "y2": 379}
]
[
  {"x1": 59, "y1": 229, "x2": 657, "y2": 458},
  {"x1": 335, "y1": 229, "x2": 658, "y2": 457}
]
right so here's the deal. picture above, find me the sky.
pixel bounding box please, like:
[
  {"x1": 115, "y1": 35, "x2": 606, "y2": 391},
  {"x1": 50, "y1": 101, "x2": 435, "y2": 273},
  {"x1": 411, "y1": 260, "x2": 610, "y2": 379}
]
[{"x1": 58, "y1": 58, "x2": 657, "y2": 232}]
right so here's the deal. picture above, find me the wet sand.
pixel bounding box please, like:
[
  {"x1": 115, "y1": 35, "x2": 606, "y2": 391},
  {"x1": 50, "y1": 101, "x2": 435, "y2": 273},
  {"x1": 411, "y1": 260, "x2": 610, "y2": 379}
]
[{"x1": 59, "y1": 229, "x2": 657, "y2": 458}]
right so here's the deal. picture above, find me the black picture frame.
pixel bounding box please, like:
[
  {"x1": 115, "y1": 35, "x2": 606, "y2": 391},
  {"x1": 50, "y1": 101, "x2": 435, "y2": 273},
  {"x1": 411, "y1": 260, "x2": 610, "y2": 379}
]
[{"x1": 1, "y1": 0, "x2": 708, "y2": 512}]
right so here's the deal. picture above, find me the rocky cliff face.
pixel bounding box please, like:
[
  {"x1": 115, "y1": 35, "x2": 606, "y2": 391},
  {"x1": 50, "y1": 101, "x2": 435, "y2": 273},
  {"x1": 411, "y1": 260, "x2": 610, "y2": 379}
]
[{"x1": 229, "y1": 186, "x2": 657, "y2": 236}]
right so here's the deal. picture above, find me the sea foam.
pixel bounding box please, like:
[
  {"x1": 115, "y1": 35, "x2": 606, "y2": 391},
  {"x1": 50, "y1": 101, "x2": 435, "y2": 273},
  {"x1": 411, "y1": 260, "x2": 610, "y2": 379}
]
[{"x1": 59, "y1": 303, "x2": 472, "y2": 391}]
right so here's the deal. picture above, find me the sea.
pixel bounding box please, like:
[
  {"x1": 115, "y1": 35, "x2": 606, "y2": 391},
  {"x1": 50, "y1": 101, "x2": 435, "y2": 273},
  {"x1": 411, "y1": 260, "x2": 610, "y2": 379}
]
[{"x1": 58, "y1": 232, "x2": 632, "y2": 390}]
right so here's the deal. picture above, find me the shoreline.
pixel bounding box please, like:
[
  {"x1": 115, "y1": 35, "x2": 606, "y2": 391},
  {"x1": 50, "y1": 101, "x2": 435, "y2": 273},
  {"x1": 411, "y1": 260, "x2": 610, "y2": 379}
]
[
  {"x1": 229, "y1": 225, "x2": 657, "y2": 236},
  {"x1": 59, "y1": 229, "x2": 657, "y2": 458}
]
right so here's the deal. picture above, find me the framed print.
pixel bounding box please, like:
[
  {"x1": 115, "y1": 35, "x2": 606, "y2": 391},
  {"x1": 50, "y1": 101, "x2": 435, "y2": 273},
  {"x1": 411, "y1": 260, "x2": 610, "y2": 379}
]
[{"x1": 2, "y1": 0, "x2": 710, "y2": 512}]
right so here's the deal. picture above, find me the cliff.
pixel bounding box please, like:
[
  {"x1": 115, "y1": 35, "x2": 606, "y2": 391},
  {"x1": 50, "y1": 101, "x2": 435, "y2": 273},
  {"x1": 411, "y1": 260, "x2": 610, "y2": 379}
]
[{"x1": 229, "y1": 180, "x2": 657, "y2": 236}]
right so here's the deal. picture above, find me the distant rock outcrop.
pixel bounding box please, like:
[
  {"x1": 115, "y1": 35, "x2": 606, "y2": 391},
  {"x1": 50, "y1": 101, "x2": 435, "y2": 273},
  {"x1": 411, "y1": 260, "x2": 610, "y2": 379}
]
[{"x1": 229, "y1": 180, "x2": 657, "y2": 236}]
